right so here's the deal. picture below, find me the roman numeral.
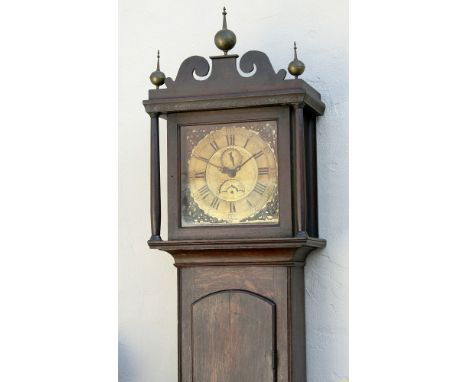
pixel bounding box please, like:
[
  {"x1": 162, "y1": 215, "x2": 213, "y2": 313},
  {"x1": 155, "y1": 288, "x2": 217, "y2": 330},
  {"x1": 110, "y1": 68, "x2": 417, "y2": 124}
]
[
  {"x1": 229, "y1": 202, "x2": 236, "y2": 213},
  {"x1": 253, "y1": 151, "x2": 264, "y2": 159},
  {"x1": 253, "y1": 183, "x2": 267, "y2": 194},
  {"x1": 194, "y1": 171, "x2": 205, "y2": 178},
  {"x1": 258, "y1": 167, "x2": 269, "y2": 175},
  {"x1": 209, "y1": 141, "x2": 219, "y2": 151},
  {"x1": 198, "y1": 185, "x2": 210, "y2": 199},
  {"x1": 243, "y1": 137, "x2": 251, "y2": 148},
  {"x1": 210, "y1": 197, "x2": 220, "y2": 210},
  {"x1": 226, "y1": 134, "x2": 235, "y2": 146},
  {"x1": 246, "y1": 199, "x2": 253, "y2": 208},
  {"x1": 194, "y1": 156, "x2": 210, "y2": 163}
]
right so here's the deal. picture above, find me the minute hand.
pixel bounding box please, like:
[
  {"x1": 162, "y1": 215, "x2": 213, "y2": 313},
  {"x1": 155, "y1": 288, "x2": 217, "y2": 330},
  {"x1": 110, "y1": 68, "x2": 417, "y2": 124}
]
[{"x1": 235, "y1": 151, "x2": 260, "y2": 171}]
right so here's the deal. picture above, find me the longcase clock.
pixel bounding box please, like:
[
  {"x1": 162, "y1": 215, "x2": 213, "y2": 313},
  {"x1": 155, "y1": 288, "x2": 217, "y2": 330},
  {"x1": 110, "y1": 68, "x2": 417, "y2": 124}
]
[{"x1": 143, "y1": 8, "x2": 326, "y2": 382}]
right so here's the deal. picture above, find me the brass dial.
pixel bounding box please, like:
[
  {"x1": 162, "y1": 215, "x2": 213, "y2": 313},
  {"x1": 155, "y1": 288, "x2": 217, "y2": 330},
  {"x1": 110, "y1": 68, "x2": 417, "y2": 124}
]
[{"x1": 187, "y1": 126, "x2": 278, "y2": 223}]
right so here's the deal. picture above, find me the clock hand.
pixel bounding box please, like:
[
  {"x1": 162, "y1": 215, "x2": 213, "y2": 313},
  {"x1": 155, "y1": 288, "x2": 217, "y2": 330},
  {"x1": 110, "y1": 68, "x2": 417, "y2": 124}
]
[
  {"x1": 193, "y1": 155, "x2": 236, "y2": 176},
  {"x1": 235, "y1": 153, "x2": 256, "y2": 171},
  {"x1": 193, "y1": 156, "x2": 224, "y2": 170},
  {"x1": 229, "y1": 152, "x2": 235, "y2": 167}
]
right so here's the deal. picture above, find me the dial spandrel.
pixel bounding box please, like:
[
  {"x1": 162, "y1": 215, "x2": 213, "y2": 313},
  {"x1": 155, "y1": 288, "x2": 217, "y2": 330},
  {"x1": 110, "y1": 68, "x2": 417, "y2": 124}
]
[{"x1": 181, "y1": 121, "x2": 279, "y2": 226}]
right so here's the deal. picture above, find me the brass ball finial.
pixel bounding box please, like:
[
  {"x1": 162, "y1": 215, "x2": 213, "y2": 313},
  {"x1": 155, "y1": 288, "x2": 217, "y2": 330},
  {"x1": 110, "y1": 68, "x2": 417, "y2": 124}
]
[
  {"x1": 214, "y1": 7, "x2": 236, "y2": 55},
  {"x1": 150, "y1": 50, "x2": 166, "y2": 88},
  {"x1": 288, "y1": 42, "x2": 306, "y2": 78}
]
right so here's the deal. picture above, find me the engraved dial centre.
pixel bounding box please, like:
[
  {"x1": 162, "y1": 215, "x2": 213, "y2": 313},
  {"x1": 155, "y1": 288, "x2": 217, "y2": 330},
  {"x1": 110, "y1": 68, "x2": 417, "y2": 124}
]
[{"x1": 206, "y1": 146, "x2": 258, "y2": 202}]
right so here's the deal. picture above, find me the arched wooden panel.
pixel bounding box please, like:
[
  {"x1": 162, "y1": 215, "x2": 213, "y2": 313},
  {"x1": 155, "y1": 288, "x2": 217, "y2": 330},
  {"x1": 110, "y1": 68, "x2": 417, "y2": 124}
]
[{"x1": 191, "y1": 290, "x2": 276, "y2": 382}]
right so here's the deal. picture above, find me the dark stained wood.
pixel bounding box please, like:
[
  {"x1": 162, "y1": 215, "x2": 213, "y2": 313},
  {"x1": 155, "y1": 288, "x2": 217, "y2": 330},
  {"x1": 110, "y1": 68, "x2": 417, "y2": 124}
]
[
  {"x1": 150, "y1": 113, "x2": 162, "y2": 240},
  {"x1": 149, "y1": 236, "x2": 325, "y2": 251},
  {"x1": 304, "y1": 109, "x2": 319, "y2": 237},
  {"x1": 180, "y1": 266, "x2": 289, "y2": 382},
  {"x1": 177, "y1": 268, "x2": 182, "y2": 382},
  {"x1": 143, "y1": 51, "x2": 325, "y2": 116},
  {"x1": 292, "y1": 104, "x2": 307, "y2": 238},
  {"x1": 289, "y1": 267, "x2": 307, "y2": 382},
  {"x1": 161, "y1": 52, "x2": 286, "y2": 96},
  {"x1": 144, "y1": 49, "x2": 326, "y2": 382},
  {"x1": 144, "y1": 88, "x2": 324, "y2": 115},
  {"x1": 177, "y1": 261, "x2": 310, "y2": 382},
  {"x1": 192, "y1": 290, "x2": 276, "y2": 382},
  {"x1": 148, "y1": 237, "x2": 326, "y2": 267},
  {"x1": 170, "y1": 247, "x2": 322, "y2": 268}
]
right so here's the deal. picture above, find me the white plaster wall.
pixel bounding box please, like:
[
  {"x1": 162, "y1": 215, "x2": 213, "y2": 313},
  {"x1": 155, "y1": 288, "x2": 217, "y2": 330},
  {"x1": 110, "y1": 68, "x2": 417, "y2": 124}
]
[{"x1": 119, "y1": 0, "x2": 348, "y2": 381}]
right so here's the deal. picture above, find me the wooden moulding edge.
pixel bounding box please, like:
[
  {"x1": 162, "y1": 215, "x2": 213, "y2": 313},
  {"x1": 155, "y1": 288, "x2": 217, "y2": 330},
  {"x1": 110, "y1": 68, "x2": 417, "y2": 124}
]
[
  {"x1": 147, "y1": 236, "x2": 326, "y2": 250},
  {"x1": 147, "y1": 237, "x2": 326, "y2": 266}
]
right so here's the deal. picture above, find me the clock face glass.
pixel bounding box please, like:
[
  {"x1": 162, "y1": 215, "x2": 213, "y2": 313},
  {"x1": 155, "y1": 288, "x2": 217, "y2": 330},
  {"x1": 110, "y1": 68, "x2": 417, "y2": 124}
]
[{"x1": 181, "y1": 121, "x2": 279, "y2": 226}]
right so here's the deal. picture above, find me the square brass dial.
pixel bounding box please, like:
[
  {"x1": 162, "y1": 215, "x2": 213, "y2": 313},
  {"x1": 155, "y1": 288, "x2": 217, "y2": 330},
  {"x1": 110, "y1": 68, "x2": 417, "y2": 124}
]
[{"x1": 181, "y1": 121, "x2": 279, "y2": 226}]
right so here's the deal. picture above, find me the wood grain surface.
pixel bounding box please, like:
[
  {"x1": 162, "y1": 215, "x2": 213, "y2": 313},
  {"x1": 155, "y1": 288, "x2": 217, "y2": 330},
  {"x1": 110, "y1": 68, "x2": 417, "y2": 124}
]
[{"x1": 192, "y1": 290, "x2": 276, "y2": 382}]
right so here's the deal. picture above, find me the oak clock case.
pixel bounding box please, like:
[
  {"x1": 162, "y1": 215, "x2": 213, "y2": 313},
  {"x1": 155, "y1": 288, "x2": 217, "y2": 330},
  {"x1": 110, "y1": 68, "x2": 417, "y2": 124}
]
[
  {"x1": 168, "y1": 107, "x2": 292, "y2": 240},
  {"x1": 143, "y1": 8, "x2": 326, "y2": 382}
]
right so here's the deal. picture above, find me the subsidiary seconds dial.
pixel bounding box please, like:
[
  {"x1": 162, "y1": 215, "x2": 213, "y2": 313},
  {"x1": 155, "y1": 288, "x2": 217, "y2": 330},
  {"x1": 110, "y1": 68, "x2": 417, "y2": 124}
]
[{"x1": 187, "y1": 126, "x2": 278, "y2": 223}]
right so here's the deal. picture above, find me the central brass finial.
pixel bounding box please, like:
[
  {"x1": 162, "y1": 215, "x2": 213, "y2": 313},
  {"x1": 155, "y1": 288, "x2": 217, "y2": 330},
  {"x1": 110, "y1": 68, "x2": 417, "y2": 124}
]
[
  {"x1": 214, "y1": 6, "x2": 236, "y2": 55},
  {"x1": 288, "y1": 42, "x2": 306, "y2": 78},
  {"x1": 150, "y1": 50, "x2": 166, "y2": 89}
]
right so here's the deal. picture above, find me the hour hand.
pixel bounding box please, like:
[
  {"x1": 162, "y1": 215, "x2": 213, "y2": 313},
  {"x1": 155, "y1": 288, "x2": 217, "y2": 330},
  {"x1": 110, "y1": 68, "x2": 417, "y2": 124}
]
[{"x1": 193, "y1": 156, "x2": 225, "y2": 171}]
